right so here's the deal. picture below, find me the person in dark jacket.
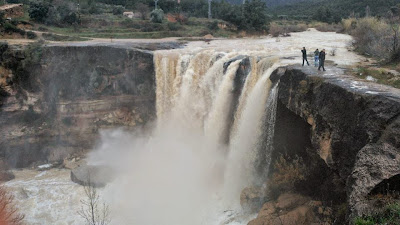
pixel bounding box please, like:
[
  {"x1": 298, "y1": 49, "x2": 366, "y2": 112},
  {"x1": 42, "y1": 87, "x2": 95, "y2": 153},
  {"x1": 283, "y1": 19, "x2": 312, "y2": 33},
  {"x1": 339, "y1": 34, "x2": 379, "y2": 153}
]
[
  {"x1": 301, "y1": 47, "x2": 310, "y2": 66},
  {"x1": 318, "y1": 49, "x2": 326, "y2": 71}
]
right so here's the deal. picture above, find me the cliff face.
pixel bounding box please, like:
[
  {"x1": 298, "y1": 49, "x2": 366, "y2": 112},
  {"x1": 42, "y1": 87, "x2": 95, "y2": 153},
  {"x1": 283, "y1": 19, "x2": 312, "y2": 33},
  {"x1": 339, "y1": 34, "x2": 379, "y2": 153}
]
[
  {"x1": 275, "y1": 66, "x2": 400, "y2": 218},
  {"x1": 0, "y1": 43, "x2": 157, "y2": 167}
]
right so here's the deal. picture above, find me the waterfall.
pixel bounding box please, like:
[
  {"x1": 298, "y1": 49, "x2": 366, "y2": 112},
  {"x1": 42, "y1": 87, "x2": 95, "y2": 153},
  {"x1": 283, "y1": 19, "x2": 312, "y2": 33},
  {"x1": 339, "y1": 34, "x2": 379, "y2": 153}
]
[
  {"x1": 92, "y1": 49, "x2": 281, "y2": 225},
  {"x1": 223, "y1": 64, "x2": 279, "y2": 205}
]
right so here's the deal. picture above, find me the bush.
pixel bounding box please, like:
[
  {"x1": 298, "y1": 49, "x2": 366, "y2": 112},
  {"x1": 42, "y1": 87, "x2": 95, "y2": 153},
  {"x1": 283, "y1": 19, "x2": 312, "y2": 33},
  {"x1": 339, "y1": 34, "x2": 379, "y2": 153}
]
[
  {"x1": 346, "y1": 17, "x2": 395, "y2": 61},
  {"x1": 88, "y1": 4, "x2": 101, "y2": 14},
  {"x1": 354, "y1": 203, "x2": 400, "y2": 225},
  {"x1": 0, "y1": 185, "x2": 24, "y2": 225},
  {"x1": 207, "y1": 21, "x2": 219, "y2": 31},
  {"x1": 0, "y1": 11, "x2": 4, "y2": 25},
  {"x1": 3, "y1": 22, "x2": 25, "y2": 36},
  {"x1": 29, "y1": 1, "x2": 50, "y2": 23},
  {"x1": 27, "y1": 31, "x2": 37, "y2": 39},
  {"x1": 269, "y1": 22, "x2": 285, "y2": 37},
  {"x1": 314, "y1": 22, "x2": 343, "y2": 32},
  {"x1": 150, "y1": 8, "x2": 164, "y2": 23},
  {"x1": 136, "y1": 3, "x2": 149, "y2": 20},
  {"x1": 167, "y1": 22, "x2": 182, "y2": 31},
  {"x1": 112, "y1": 6, "x2": 124, "y2": 15}
]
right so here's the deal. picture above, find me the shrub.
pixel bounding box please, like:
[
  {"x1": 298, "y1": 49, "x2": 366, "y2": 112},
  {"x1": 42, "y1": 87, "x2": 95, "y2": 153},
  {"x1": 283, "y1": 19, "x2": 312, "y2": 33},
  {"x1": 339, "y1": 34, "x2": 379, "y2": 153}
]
[
  {"x1": 112, "y1": 6, "x2": 124, "y2": 15},
  {"x1": 349, "y1": 17, "x2": 395, "y2": 61},
  {"x1": 0, "y1": 11, "x2": 5, "y2": 25},
  {"x1": 88, "y1": 4, "x2": 101, "y2": 14},
  {"x1": 27, "y1": 31, "x2": 37, "y2": 39},
  {"x1": 0, "y1": 185, "x2": 24, "y2": 225},
  {"x1": 354, "y1": 203, "x2": 400, "y2": 225},
  {"x1": 136, "y1": 3, "x2": 150, "y2": 20},
  {"x1": 150, "y1": 8, "x2": 164, "y2": 23},
  {"x1": 269, "y1": 22, "x2": 285, "y2": 37},
  {"x1": 3, "y1": 22, "x2": 25, "y2": 36},
  {"x1": 167, "y1": 22, "x2": 182, "y2": 31},
  {"x1": 207, "y1": 21, "x2": 219, "y2": 31}
]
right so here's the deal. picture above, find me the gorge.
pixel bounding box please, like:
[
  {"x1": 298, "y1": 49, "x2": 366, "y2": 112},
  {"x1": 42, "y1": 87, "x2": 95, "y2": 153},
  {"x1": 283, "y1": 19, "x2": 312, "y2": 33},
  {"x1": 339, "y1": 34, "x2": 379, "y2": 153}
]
[{"x1": 1, "y1": 29, "x2": 400, "y2": 224}]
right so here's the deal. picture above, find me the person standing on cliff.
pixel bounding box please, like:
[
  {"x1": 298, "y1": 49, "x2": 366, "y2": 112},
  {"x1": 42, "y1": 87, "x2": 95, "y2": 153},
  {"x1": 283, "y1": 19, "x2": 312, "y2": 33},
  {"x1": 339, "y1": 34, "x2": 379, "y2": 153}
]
[
  {"x1": 314, "y1": 49, "x2": 319, "y2": 67},
  {"x1": 301, "y1": 47, "x2": 310, "y2": 66},
  {"x1": 318, "y1": 49, "x2": 326, "y2": 71}
]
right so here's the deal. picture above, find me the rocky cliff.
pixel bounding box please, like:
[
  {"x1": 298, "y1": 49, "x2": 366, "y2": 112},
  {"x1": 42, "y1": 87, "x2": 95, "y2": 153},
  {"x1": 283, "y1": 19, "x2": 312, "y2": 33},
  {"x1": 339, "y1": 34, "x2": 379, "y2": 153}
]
[
  {"x1": 0, "y1": 42, "x2": 176, "y2": 167},
  {"x1": 251, "y1": 65, "x2": 400, "y2": 223}
]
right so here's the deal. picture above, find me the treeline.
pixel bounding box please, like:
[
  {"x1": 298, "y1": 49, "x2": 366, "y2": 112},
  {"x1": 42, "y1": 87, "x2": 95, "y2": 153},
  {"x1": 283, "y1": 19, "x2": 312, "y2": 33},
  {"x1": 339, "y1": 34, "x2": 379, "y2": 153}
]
[
  {"x1": 18, "y1": 0, "x2": 270, "y2": 31},
  {"x1": 270, "y1": 0, "x2": 400, "y2": 23}
]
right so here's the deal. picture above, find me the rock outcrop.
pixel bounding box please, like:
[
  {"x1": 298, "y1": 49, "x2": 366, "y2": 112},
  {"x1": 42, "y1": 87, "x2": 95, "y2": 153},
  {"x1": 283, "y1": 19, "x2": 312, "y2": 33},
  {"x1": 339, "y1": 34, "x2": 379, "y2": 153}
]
[
  {"x1": 248, "y1": 193, "x2": 332, "y2": 225},
  {"x1": 273, "y1": 66, "x2": 400, "y2": 219},
  {"x1": 0, "y1": 43, "x2": 161, "y2": 167}
]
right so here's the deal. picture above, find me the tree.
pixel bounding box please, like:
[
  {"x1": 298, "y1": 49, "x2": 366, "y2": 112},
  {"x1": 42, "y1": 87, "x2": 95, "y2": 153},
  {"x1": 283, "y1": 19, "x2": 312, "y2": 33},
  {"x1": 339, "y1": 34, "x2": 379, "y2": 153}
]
[
  {"x1": 136, "y1": 3, "x2": 150, "y2": 20},
  {"x1": 28, "y1": 1, "x2": 50, "y2": 23},
  {"x1": 150, "y1": 8, "x2": 164, "y2": 23},
  {"x1": 208, "y1": 0, "x2": 212, "y2": 19},
  {"x1": 154, "y1": 0, "x2": 159, "y2": 10},
  {"x1": 365, "y1": 5, "x2": 371, "y2": 17},
  {"x1": 0, "y1": 186, "x2": 24, "y2": 225},
  {"x1": 242, "y1": 0, "x2": 268, "y2": 30},
  {"x1": 78, "y1": 176, "x2": 111, "y2": 225}
]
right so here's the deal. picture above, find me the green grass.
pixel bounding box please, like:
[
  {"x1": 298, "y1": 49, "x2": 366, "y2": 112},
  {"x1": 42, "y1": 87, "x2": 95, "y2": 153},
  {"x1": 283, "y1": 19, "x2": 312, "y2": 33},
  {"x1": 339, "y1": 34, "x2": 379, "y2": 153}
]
[
  {"x1": 354, "y1": 67, "x2": 400, "y2": 89},
  {"x1": 42, "y1": 33, "x2": 89, "y2": 42}
]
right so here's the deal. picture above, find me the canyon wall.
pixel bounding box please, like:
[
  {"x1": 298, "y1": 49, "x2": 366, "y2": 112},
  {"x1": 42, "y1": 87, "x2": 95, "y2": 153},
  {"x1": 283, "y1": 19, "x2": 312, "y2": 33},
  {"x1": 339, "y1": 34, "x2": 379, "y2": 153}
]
[
  {"x1": 0, "y1": 43, "x2": 161, "y2": 167},
  {"x1": 272, "y1": 66, "x2": 400, "y2": 219}
]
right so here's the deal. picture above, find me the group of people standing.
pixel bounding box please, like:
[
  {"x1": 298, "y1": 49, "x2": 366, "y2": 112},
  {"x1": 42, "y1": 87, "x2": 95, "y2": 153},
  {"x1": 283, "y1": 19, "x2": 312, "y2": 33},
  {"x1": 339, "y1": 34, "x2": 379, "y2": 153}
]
[{"x1": 301, "y1": 47, "x2": 326, "y2": 71}]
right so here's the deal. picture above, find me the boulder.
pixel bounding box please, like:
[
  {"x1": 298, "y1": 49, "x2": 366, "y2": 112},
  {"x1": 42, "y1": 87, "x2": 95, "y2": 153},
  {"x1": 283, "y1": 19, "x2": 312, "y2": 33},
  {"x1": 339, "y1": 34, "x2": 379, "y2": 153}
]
[
  {"x1": 275, "y1": 193, "x2": 309, "y2": 210},
  {"x1": 248, "y1": 193, "x2": 324, "y2": 225},
  {"x1": 240, "y1": 186, "x2": 267, "y2": 212}
]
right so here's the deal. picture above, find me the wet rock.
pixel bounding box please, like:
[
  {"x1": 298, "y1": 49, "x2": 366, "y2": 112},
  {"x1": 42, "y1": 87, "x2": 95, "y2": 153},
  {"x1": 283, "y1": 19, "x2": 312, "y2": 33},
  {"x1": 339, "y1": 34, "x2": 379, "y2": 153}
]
[
  {"x1": 70, "y1": 163, "x2": 114, "y2": 188},
  {"x1": 276, "y1": 66, "x2": 400, "y2": 218},
  {"x1": 248, "y1": 193, "x2": 322, "y2": 225},
  {"x1": 63, "y1": 158, "x2": 82, "y2": 170},
  {"x1": 348, "y1": 143, "x2": 400, "y2": 217},
  {"x1": 275, "y1": 193, "x2": 309, "y2": 210},
  {"x1": 0, "y1": 170, "x2": 14, "y2": 181},
  {"x1": 0, "y1": 44, "x2": 156, "y2": 168},
  {"x1": 240, "y1": 186, "x2": 267, "y2": 212}
]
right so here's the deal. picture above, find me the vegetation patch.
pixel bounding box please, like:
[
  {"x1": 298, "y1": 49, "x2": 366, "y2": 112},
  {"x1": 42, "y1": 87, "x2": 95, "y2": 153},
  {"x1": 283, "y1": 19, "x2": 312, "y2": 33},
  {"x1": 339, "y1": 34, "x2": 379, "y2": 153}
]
[
  {"x1": 353, "y1": 67, "x2": 400, "y2": 89},
  {"x1": 354, "y1": 203, "x2": 400, "y2": 225}
]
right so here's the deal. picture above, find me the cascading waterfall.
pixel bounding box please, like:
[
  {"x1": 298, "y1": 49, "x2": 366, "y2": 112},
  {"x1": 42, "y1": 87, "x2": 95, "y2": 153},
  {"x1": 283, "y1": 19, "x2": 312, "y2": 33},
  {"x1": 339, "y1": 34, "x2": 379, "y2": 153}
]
[{"x1": 91, "y1": 49, "x2": 281, "y2": 225}]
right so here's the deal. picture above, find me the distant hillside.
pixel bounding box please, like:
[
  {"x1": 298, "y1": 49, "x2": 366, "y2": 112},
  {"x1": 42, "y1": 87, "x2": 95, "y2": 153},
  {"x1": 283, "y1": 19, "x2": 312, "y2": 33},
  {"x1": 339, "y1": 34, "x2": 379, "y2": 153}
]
[
  {"x1": 270, "y1": 0, "x2": 400, "y2": 20},
  {"x1": 224, "y1": 0, "x2": 312, "y2": 7}
]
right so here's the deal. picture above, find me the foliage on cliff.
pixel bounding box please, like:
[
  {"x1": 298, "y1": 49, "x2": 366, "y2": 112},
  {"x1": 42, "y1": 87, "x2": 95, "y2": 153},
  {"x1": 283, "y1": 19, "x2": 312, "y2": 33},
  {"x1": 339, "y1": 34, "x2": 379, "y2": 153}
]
[{"x1": 354, "y1": 203, "x2": 400, "y2": 225}]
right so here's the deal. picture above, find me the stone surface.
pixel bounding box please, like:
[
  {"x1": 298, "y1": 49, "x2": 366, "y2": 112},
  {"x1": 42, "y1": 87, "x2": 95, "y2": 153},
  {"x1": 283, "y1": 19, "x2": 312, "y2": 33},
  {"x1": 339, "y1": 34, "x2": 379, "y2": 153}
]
[
  {"x1": 248, "y1": 193, "x2": 323, "y2": 225},
  {"x1": 240, "y1": 186, "x2": 267, "y2": 212},
  {"x1": 275, "y1": 193, "x2": 309, "y2": 210},
  {"x1": 275, "y1": 66, "x2": 400, "y2": 218},
  {"x1": 0, "y1": 44, "x2": 157, "y2": 167}
]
